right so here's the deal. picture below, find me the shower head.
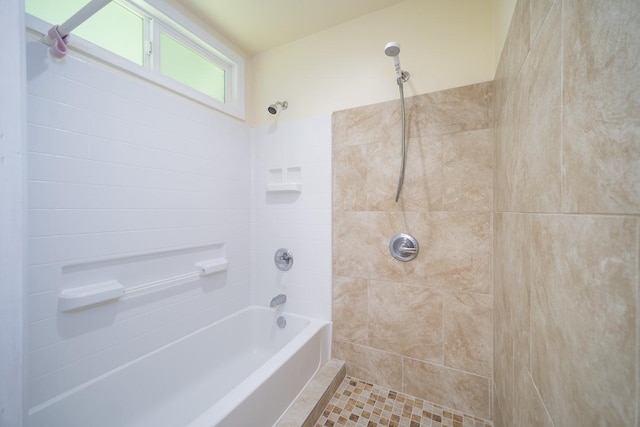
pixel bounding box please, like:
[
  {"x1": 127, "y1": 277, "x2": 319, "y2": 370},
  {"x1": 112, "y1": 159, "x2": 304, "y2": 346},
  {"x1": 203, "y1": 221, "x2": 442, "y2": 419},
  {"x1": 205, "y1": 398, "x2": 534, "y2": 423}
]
[
  {"x1": 268, "y1": 101, "x2": 288, "y2": 115},
  {"x1": 384, "y1": 41, "x2": 401, "y2": 57},
  {"x1": 384, "y1": 41, "x2": 409, "y2": 83}
]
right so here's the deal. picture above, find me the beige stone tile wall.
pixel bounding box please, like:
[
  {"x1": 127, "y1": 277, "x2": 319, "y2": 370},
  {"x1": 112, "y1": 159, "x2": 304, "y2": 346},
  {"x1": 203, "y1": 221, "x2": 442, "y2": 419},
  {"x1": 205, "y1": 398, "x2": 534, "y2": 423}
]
[
  {"x1": 493, "y1": 0, "x2": 640, "y2": 426},
  {"x1": 332, "y1": 81, "x2": 494, "y2": 420}
]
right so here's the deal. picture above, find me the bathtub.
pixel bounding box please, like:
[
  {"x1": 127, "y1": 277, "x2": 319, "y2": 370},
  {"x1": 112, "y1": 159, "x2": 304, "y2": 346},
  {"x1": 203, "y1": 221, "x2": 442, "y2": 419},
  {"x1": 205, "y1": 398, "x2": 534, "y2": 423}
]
[{"x1": 28, "y1": 306, "x2": 332, "y2": 427}]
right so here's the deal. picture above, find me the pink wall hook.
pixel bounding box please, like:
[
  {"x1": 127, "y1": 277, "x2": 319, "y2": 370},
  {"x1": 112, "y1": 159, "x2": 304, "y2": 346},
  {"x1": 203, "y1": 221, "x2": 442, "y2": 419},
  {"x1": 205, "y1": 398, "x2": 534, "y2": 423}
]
[{"x1": 48, "y1": 26, "x2": 69, "y2": 59}]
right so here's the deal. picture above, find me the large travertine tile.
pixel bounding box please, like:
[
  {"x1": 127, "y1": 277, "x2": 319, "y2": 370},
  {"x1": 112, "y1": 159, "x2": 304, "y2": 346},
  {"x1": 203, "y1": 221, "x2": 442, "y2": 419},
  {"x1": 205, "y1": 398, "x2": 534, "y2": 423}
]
[
  {"x1": 493, "y1": 0, "x2": 530, "y2": 121},
  {"x1": 368, "y1": 280, "x2": 443, "y2": 363},
  {"x1": 513, "y1": 358, "x2": 553, "y2": 427},
  {"x1": 332, "y1": 340, "x2": 402, "y2": 391},
  {"x1": 496, "y1": 0, "x2": 561, "y2": 213},
  {"x1": 408, "y1": 82, "x2": 492, "y2": 138},
  {"x1": 333, "y1": 211, "x2": 491, "y2": 292},
  {"x1": 443, "y1": 291, "x2": 492, "y2": 377},
  {"x1": 530, "y1": 215, "x2": 638, "y2": 426},
  {"x1": 493, "y1": 68, "x2": 524, "y2": 213},
  {"x1": 492, "y1": 304, "x2": 513, "y2": 427},
  {"x1": 422, "y1": 212, "x2": 492, "y2": 293},
  {"x1": 333, "y1": 211, "x2": 434, "y2": 285},
  {"x1": 443, "y1": 129, "x2": 493, "y2": 212},
  {"x1": 333, "y1": 211, "x2": 420, "y2": 281},
  {"x1": 332, "y1": 100, "x2": 401, "y2": 147},
  {"x1": 517, "y1": 0, "x2": 562, "y2": 212},
  {"x1": 332, "y1": 211, "x2": 395, "y2": 280},
  {"x1": 403, "y1": 358, "x2": 491, "y2": 420},
  {"x1": 365, "y1": 135, "x2": 443, "y2": 212},
  {"x1": 562, "y1": 0, "x2": 640, "y2": 214},
  {"x1": 400, "y1": 136, "x2": 444, "y2": 211},
  {"x1": 492, "y1": 382, "x2": 506, "y2": 427},
  {"x1": 530, "y1": 0, "x2": 554, "y2": 44},
  {"x1": 493, "y1": 213, "x2": 530, "y2": 368},
  {"x1": 333, "y1": 144, "x2": 367, "y2": 212},
  {"x1": 332, "y1": 275, "x2": 368, "y2": 345}
]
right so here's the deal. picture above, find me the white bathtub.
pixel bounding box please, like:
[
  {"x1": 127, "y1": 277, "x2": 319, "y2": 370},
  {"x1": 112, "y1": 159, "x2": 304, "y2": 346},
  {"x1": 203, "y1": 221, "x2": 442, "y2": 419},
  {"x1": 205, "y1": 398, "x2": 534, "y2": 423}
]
[{"x1": 28, "y1": 306, "x2": 332, "y2": 427}]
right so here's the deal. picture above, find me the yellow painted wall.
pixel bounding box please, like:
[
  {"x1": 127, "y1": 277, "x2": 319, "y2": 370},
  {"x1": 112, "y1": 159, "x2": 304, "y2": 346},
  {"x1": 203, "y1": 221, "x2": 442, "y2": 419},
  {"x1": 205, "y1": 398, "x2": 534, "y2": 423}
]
[
  {"x1": 492, "y1": 0, "x2": 517, "y2": 69},
  {"x1": 250, "y1": 0, "x2": 495, "y2": 126}
]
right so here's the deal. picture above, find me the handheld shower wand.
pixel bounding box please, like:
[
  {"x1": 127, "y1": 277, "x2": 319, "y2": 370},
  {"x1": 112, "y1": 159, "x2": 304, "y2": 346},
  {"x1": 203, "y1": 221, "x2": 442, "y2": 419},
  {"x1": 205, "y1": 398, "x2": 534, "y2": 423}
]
[
  {"x1": 384, "y1": 41, "x2": 410, "y2": 85},
  {"x1": 384, "y1": 41, "x2": 410, "y2": 203},
  {"x1": 384, "y1": 42, "x2": 403, "y2": 80}
]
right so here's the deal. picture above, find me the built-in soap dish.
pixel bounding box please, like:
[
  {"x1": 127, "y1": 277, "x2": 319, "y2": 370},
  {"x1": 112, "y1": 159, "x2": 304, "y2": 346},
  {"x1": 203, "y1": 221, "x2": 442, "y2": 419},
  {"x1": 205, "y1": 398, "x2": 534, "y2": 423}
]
[
  {"x1": 265, "y1": 183, "x2": 302, "y2": 193},
  {"x1": 266, "y1": 167, "x2": 302, "y2": 193}
]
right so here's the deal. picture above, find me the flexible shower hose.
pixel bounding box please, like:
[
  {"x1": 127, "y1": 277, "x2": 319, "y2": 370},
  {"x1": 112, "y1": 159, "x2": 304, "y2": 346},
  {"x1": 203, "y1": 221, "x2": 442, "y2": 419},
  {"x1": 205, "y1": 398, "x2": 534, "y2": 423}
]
[{"x1": 395, "y1": 81, "x2": 406, "y2": 203}]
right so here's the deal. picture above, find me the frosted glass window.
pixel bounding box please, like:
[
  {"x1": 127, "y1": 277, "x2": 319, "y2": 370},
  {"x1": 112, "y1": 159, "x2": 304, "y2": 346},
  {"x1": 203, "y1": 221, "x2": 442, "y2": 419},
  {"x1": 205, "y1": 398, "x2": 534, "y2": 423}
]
[
  {"x1": 160, "y1": 32, "x2": 226, "y2": 103},
  {"x1": 26, "y1": 0, "x2": 145, "y2": 65}
]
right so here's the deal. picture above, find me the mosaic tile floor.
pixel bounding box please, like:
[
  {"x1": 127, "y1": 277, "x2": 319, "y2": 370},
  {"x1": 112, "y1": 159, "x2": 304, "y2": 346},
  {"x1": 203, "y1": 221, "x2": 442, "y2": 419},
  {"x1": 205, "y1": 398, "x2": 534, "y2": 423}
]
[{"x1": 315, "y1": 377, "x2": 492, "y2": 427}]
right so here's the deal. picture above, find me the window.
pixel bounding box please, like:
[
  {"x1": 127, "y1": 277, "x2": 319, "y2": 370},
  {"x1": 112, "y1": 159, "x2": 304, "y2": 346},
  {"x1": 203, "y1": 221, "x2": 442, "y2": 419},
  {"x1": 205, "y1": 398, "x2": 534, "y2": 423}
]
[
  {"x1": 26, "y1": 0, "x2": 147, "y2": 65},
  {"x1": 159, "y1": 31, "x2": 225, "y2": 103},
  {"x1": 25, "y1": 0, "x2": 245, "y2": 119}
]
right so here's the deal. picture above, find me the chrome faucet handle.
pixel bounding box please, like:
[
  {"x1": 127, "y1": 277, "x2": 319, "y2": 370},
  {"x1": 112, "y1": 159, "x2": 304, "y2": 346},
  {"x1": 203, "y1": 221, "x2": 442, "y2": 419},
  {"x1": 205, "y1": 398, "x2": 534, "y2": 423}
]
[
  {"x1": 399, "y1": 245, "x2": 417, "y2": 254},
  {"x1": 389, "y1": 233, "x2": 419, "y2": 262},
  {"x1": 274, "y1": 248, "x2": 293, "y2": 271},
  {"x1": 279, "y1": 252, "x2": 291, "y2": 263}
]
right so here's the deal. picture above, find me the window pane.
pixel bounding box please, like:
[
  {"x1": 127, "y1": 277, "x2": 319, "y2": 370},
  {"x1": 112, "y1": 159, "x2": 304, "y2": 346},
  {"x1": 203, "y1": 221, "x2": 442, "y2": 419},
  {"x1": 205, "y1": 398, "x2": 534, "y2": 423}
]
[
  {"x1": 26, "y1": 0, "x2": 92, "y2": 25},
  {"x1": 160, "y1": 32, "x2": 225, "y2": 103},
  {"x1": 26, "y1": 0, "x2": 145, "y2": 65}
]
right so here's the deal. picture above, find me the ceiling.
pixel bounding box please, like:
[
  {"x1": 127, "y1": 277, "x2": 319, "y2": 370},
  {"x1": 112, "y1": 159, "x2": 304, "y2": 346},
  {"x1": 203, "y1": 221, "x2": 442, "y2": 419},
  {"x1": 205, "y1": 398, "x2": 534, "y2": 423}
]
[{"x1": 174, "y1": 0, "x2": 408, "y2": 56}]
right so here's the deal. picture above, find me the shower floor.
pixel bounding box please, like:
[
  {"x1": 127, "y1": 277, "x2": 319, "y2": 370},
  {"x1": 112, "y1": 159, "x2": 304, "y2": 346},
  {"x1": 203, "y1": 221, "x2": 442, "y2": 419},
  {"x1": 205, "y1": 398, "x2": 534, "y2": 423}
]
[{"x1": 314, "y1": 376, "x2": 492, "y2": 427}]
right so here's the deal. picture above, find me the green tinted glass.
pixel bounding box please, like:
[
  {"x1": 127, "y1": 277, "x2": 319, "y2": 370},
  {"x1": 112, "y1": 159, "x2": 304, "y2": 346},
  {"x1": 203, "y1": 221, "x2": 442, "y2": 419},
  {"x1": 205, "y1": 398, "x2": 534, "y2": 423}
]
[
  {"x1": 26, "y1": 0, "x2": 144, "y2": 65},
  {"x1": 160, "y1": 32, "x2": 225, "y2": 102}
]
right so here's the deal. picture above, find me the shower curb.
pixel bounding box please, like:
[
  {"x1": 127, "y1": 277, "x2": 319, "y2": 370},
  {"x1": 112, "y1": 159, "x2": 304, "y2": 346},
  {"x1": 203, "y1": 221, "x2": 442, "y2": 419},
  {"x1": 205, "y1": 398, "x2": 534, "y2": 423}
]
[{"x1": 275, "y1": 359, "x2": 346, "y2": 427}]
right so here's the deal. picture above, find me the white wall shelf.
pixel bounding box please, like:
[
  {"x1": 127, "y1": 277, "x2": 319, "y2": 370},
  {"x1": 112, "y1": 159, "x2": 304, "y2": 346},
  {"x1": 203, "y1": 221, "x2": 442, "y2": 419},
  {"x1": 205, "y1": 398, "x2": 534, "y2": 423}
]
[
  {"x1": 265, "y1": 183, "x2": 302, "y2": 193},
  {"x1": 58, "y1": 280, "x2": 124, "y2": 312},
  {"x1": 266, "y1": 167, "x2": 302, "y2": 193}
]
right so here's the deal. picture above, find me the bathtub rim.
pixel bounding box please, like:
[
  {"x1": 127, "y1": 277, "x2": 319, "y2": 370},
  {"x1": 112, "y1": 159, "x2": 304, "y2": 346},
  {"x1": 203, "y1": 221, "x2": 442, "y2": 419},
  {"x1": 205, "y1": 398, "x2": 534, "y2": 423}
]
[
  {"x1": 187, "y1": 306, "x2": 332, "y2": 426},
  {"x1": 28, "y1": 305, "x2": 331, "y2": 423}
]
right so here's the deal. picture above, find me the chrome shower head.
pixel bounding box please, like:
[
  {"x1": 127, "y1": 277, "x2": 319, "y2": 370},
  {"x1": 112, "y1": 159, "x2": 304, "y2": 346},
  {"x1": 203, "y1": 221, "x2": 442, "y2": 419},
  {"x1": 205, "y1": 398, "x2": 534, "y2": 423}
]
[{"x1": 268, "y1": 101, "x2": 288, "y2": 115}]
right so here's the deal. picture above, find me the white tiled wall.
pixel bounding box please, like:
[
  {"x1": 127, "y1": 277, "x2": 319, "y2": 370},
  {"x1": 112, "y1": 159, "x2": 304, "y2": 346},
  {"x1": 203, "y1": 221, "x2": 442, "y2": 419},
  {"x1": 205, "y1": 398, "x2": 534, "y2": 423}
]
[
  {"x1": 26, "y1": 35, "x2": 333, "y2": 412},
  {"x1": 26, "y1": 38, "x2": 251, "y2": 408},
  {"x1": 2, "y1": 3, "x2": 26, "y2": 425},
  {"x1": 250, "y1": 115, "x2": 332, "y2": 320}
]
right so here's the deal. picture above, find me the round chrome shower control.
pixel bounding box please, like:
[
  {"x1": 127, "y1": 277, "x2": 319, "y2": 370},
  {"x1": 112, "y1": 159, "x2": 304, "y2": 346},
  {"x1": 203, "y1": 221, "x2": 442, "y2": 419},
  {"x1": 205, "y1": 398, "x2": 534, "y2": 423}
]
[
  {"x1": 389, "y1": 233, "x2": 419, "y2": 262},
  {"x1": 274, "y1": 248, "x2": 293, "y2": 271}
]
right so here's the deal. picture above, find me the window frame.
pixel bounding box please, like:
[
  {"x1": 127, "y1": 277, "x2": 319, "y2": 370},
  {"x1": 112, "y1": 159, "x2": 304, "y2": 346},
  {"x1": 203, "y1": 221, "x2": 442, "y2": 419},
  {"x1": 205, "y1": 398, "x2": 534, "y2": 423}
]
[{"x1": 25, "y1": 0, "x2": 245, "y2": 120}]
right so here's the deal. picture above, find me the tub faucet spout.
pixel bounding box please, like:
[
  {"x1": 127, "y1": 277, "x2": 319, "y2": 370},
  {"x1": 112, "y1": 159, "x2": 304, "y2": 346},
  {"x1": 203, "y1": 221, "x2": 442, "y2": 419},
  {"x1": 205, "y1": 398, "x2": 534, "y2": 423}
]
[{"x1": 270, "y1": 294, "x2": 287, "y2": 308}]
